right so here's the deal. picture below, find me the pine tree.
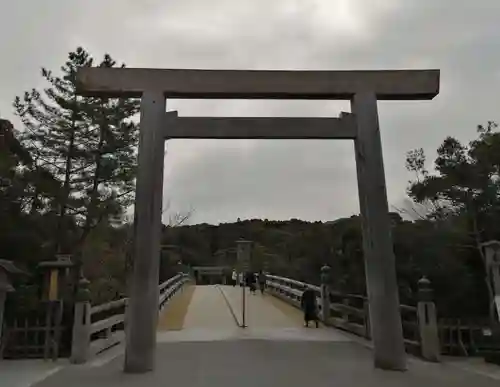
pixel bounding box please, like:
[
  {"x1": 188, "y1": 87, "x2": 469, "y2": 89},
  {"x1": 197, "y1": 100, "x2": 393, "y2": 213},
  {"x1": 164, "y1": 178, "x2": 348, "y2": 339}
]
[
  {"x1": 14, "y1": 47, "x2": 139, "y2": 255},
  {"x1": 78, "y1": 54, "x2": 139, "y2": 242}
]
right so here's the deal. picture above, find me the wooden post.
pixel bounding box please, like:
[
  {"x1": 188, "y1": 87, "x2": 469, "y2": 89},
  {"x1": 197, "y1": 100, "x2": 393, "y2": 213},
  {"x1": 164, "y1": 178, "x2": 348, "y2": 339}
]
[
  {"x1": 124, "y1": 91, "x2": 166, "y2": 373},
  {"x1": 48, "y1": 269, "x2": 59, "y2": 302},
  {"x1": 342, "y1": 297, "x2": 350, "y2": 323},
  {"x1": 70, "y1": 301, "x2": 91, "y2": 364},
  {"x1": 43, "y1": 301, "x2": 53, "y2": 361},
  {"x1": 320, "y1": 265, "x2": 331, "y2": 322},
  {"x1": 0, "y1": 291, "x2": 5, "y2": 348},
  {"x1": 37, "y1": 258, "x2": 73, "y2": 361},
  {"x1": 417, "y1": 276, "x2": 440, "y2": 362},
  {"x1": 352, "y1": 92, "x2": 406, "y2": 371},
  {"x1": 0, "y1": 260, "x2": 25, "y2": 359},
  {"x1": 363, "y1": 299, "x2": 371, "y2": 339},
  {"x1": 52, "y1": 300, "x2": 63, "y2": 361}
]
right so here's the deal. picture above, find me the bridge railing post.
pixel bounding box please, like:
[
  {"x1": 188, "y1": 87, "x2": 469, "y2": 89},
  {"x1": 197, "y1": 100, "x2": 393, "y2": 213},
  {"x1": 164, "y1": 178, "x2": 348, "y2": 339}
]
[
  {"x1": 71, "y1": 277, "x2": 91, "y2": 364},
  {"x1": 417, "y1": 276, "x2": 440, "y2": 362},
  {"x1": 342, "y1": 297, "x2": 350, "y2": 322},
  {"x1": 70, "y1": 300, "x2": 91, "y2": 364},
  {"x1": 320, "y1": 265, "x2": 331, "y2": 322},
  {"x1": 363, "y1": 299, "x2": 371, "y2": 339}
]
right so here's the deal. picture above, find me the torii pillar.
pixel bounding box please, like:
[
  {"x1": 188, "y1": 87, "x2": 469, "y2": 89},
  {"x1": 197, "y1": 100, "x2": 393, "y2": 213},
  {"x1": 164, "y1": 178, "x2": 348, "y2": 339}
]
[{"x1": 124, "y1": 91, "x2": 166, "y2": 373}]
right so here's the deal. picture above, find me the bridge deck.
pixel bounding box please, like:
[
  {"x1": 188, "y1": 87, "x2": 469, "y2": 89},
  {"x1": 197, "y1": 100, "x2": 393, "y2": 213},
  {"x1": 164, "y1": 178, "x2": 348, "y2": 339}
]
[{"x1": 26, "y1": 285, "x2": 500, "y2": 387}]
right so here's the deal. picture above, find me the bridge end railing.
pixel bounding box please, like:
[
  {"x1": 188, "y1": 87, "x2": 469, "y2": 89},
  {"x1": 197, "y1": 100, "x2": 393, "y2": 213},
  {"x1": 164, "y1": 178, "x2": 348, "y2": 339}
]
[
  {"x1": 265, "y1": 274, "x2": 441, "y2": 362},
  {"x1": 70, "y1": 273, "x2": 190, "y2": 364}
]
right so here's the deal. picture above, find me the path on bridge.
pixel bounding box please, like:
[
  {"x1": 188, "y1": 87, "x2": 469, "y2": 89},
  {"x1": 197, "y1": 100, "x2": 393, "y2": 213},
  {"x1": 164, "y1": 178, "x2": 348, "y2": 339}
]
[
  {"x1": 28, "y1": 285, "x2": 500, "y2": 387},
  {"x1": 157, "y1": 285, "x2": 348, "y2": 343}
]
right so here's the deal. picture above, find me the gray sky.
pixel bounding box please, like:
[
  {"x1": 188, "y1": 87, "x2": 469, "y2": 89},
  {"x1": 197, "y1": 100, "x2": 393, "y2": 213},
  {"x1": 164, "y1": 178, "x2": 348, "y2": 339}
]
[{"x1": 1, "y1": 0, "x2": 499, "y2": 225}]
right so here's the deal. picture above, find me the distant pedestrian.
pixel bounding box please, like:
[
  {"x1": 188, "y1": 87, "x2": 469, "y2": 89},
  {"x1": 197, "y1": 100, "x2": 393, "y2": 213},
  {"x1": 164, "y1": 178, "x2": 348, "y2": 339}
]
[
  {"x1": 301, "y1": 286, "x2": 319, "y2": 328},
  {"x1": 231, "y1": 270, "x2": 237, "y2": 287},
  {"x1": 258, "y1": 270, "x2": 266, "y2": 295},
  {"x1": 246, "y1": 272, "x2": 257, "y2": 294}
]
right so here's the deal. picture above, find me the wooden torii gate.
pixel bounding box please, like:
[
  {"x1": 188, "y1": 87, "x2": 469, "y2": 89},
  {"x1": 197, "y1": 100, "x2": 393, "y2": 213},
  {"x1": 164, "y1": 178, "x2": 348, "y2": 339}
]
[{"x1": 76, "y1": 68, "x2": 440, "y2": 373}]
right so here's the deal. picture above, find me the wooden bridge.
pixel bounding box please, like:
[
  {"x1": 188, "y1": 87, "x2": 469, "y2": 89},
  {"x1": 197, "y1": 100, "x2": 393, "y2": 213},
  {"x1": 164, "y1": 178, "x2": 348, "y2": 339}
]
[{"x1": 4, "y1": 274, "x2": 500, "y2": 387}]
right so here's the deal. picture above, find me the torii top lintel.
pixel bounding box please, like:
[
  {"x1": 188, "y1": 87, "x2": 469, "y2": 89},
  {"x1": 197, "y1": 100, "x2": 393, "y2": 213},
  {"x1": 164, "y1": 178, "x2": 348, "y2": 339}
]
[{"x1": 76, "y1": 68, "x2": 440, "y2": 100}]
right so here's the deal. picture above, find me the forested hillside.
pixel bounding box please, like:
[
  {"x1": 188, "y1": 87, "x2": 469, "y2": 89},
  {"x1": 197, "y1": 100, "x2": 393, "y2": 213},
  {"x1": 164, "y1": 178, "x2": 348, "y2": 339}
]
[{"x1": 161, "y1": 213, "x2": 489, "y2": 319}]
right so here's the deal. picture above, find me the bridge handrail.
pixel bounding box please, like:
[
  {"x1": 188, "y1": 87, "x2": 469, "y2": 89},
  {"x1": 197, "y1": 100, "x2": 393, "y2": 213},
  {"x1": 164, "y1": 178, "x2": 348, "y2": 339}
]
[
  {"x1": 266, "y1": 274, "x2": 320, "y2": 292},
  {"x1": 71, "y1": 272, "x2": 190, "y2": 364},
  {"x1": 266, "y1": 274, "x2": 491, "y2": 359},
  {"x1": 159, "y1": 273, "x2": 190, "y2": 308},
  {"x1": 88, "y1": 273, "x2": 188, "y2": 336},
  {"x1": 90, "y1": 297, "x2": 129, "y2": 315},
  {"x1": 159, "y1": 274, "x2": 183, "y2": 293},
  {"x1": 265, "y1": 275, "x2": 421, "y2": 348}
]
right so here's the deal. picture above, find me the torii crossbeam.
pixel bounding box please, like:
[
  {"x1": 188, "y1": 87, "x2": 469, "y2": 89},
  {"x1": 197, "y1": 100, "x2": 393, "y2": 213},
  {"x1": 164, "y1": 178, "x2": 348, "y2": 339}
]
[
  {"x1": 76, "y1": 67, "x2": 440, "y2": 374},
  {"x1": 163, "y1": 111, "x2": 357, "y2": 139}
]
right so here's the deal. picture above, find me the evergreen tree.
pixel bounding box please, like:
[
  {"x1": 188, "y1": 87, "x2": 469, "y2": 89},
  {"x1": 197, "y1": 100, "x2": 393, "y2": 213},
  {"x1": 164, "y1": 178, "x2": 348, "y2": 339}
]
[
  {"x1": 13, "y1": 47, "x2": 139, "y2": 256},
  {"x1": 406, "y1": 121, "x2": 500, "y2": 322},
  {"x1": 76, "y1": 54, "x2": 139, "y2": 241}
]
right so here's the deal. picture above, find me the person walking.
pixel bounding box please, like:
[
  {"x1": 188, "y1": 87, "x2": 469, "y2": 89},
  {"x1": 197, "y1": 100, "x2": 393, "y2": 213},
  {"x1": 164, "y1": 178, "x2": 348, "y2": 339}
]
[
  {"x1": 231, "y1": 269, "x2": 237, "y2": 287},
  {"x1": 246, "y1": 271, "x2": 257, "y2": 294},
  {"x1": 301, "y1": 285, "x2": 319, "y2": 328},
  {"x1": 258, "y1": 270, "x2": 266, "y2": 295}
]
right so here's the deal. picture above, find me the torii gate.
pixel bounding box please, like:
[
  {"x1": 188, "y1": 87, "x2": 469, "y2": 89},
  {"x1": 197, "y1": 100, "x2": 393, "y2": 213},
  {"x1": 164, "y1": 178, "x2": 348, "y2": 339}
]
[{"x1": 76, "y1": 68, "x2": 440, "y2": 373}]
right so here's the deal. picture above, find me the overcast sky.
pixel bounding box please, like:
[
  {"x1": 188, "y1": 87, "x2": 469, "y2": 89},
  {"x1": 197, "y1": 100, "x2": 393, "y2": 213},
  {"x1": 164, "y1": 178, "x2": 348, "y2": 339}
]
[{"x1": 1, "y1": 0, "x2": 499, "y2": 225}]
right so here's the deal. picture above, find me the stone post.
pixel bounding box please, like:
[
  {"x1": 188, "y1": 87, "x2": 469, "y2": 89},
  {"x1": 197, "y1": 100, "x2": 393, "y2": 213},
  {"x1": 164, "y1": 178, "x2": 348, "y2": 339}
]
[
  {"x1": 320, "y1": 265, "x2": 331, "y2": 322},
  {"x1": 351, "y1": 93, "x2": 406, "y2": 370},
  {"x1": 417, "y1": 276, "x2": 440, "y2": 362},
  {"x1": 71, "y1": 277, "x2": 91, "y2": 364}
]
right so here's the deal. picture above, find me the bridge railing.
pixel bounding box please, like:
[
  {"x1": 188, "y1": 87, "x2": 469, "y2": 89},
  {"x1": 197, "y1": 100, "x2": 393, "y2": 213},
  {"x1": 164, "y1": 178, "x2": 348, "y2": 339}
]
[
  {"x1": 70, "y1": 273, "x2": 190, "y2": 364},
  {"x1": 266, "y1": 275, "x2": 370, "y2": 336},
  {"x1": 265, "y1": 274, "x2": 440, "y2": 361},
  {"x1": 437, "y1": 317, "x2": 490, "y2": 356},
  {"x1": 88, "y1": 297, "x2": 129, "y2": 358},
  {"x1": 159, "y1": 274, "x2": 189, "y2": 310},
  {"x1": 265, "y1": 275, "x2": 318, "y2": 308}
]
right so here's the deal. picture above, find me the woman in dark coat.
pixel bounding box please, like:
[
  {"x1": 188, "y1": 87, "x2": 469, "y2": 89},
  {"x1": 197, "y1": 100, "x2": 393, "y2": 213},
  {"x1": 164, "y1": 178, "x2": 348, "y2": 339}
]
[
  {"x1": 301, "y1": 286, "x2": 319, "y2": 328},
  {"x1": 246, "y1": 271, "x2": 257, "y2": 294}
]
